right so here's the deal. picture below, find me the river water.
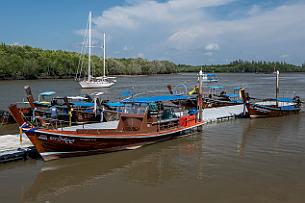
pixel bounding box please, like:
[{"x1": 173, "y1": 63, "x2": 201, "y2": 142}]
[{"x1": 0, "y1": 73, "x2": 305, "y2": 203}]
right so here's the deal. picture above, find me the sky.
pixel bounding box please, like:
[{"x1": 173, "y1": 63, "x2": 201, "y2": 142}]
[{"x1": 1, "y1": 0, "x2": 305, "y2": 65}]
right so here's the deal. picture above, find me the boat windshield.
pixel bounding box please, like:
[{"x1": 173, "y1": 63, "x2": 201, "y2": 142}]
[
  {"x1": 123, "y1": 103, "x2": 148, "y2": 114},
  {"x1": 38, "y1": 91, "x2": 56, "y2": 102}
]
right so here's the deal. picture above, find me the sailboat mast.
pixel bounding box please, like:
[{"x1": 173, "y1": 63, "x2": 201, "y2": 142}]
[
  {"x1": 103, "y1": 32, "x2": 106, "y2": 77},
  {"x1": 275, "y1": 70, "x2": 279, "y2": 106},
  {"x1": 88, "y1": 11, "x2": 92, "y2": 82}
]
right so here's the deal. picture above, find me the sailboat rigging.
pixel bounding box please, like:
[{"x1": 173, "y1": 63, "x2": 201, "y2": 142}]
[{"x1": 76, "y1": 11, "x2": 116, "y2": 88}]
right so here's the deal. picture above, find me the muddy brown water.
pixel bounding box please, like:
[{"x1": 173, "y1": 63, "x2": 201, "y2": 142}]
[{"x1": 0, "y1": 73, "x2": 305, "y2": 203}]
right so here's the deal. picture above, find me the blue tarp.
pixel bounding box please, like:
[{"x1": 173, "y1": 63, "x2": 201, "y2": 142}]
[
  {"x1": 122, "y1": 95, "x2": 191, "y2": 103},
  {"x1": 224, "y1": 93, "x2": 239, "y2": 98},
  {"x1": 231, "y1": 99, "x2": 243, "y2": 104},
  {"x1": 271, "y1": 97, "x2": 294, "y2": 102},
  {"x1": 208, "y1": 85, "x2": 224, "y2": 89},
  {"x1": 105, "y1": 102, "x2": 124, "y2": 107},
  {"x1": 71, "y1": 102, "x2": 94, "y2": 107},
  {"x1": 280, "y1": 105, "x2": 299, "y2": 110}
]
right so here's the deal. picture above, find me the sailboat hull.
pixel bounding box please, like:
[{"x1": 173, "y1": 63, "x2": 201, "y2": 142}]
[{"x1": 79, "y1": 81, "x2": 114, "y2": 88}]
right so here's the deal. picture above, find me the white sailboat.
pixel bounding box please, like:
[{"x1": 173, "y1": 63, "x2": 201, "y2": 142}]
[{"x1": 78, "y1": 12, "x2": 115, "y2": 89}]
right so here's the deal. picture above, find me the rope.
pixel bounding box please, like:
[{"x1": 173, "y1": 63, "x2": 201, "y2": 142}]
[{"x1": 76, "y1": 20, "x2": 89, "y2": 80}]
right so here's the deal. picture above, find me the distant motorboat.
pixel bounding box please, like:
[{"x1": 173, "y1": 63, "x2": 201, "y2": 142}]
[{"x1": 202, "y1": 73, "x2": 218, "y2": 82}]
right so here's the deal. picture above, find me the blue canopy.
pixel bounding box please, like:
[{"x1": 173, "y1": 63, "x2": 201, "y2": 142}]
[
  {"x1": 233, "y1": 86, "x2": 241, "y2": 90},
  {"x1": 71, "y1": 102, "x2": 94, "y2": 107},
  {"x1": 122, "y1": 95, "x2": 191, "y2": 103},
  {"x1": 271, "y1": 97, "x2": 294, "y2": 102},
  {"x1": 105, "y1": 102, "x2": 124, "y2": 107},
  {"x1": 208, "y1": 85, "x2": 224, "y2": 89},
  {"x1": 206, "y1": 73, "x2": 216, "y2": 77}
]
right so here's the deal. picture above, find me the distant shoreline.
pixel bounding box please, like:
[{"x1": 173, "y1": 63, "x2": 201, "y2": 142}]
[{"x1": 2, "y1": 72, "x2": 305, "y2": 81}]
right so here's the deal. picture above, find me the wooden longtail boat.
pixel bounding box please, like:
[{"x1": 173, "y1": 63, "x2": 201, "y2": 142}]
[
  {"x1": 202, "y1": 86, "x2": 243, "y2": 108},
  {"x1": 240, "y1": 71, "x2": 302, "y2": 118},
  {"x1": 167, "y1": 84, "x2": 243, "y2": 109},
  {"x1": 244, "y1": 100, "x2": 301, "y2": 118},
  {"x1": 24, "y1": 85, "x2": 103, "y2": 124},
  {"x1": 9, "y1": 98, "x2": 204, "y2": 161}
]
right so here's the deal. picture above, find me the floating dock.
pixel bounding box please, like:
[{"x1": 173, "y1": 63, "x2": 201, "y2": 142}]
[
  {"x1": 0, "y1": 134, "x2": 36, "y2": 163},
  {"x1": 203, "y1": 104, "x2": 246, "y2": 123},
  {"x1": 0, "y1": 105, "x2": 246, "y2": 163}
]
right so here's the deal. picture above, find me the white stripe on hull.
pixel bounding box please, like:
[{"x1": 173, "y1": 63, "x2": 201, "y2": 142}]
[
  {"x1": 34, "y1": 124, "x2": 203, "y2": 161},
  {"x1": 34, "y1": 122, "x2": 204, "y2": 139}
]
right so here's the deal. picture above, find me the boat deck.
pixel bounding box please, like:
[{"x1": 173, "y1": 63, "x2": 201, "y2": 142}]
[{"x1": 60, "y1": 120, "x2": 119, "y2": 131}]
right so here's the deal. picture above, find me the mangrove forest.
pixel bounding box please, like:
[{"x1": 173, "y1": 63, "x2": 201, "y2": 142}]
[{"x1": 0, "y1": 43, "x2": 304, "y2": 80}]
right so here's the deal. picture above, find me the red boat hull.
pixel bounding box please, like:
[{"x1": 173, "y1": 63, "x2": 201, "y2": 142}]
[
  {"x1": 246, "y1": 103, "x2": 300, "y2": 118},
  {"x1": 25, "y1": 123, "x2": 203, "y2": 161}
]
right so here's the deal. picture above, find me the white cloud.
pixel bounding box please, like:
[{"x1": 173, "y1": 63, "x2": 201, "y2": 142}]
[
  {"x1": 94, "y1": 0, "x2": 234, "y2": 30},
  {"x1": 204, "y1": 52, "x2": 213, "y2": 56},
  {"x1": 123, "y1": 45, "x2": 134, "y2": 51},
  {"x1": 137, "y1": 53, "x2": 144, "y2": 58},
  {"x1": 86, "y1": 1, "x2": 305, "y2": 65},
  {"x1": 248, "y1": 5, "x2": 262, "y2": 16},
  {"x1": 167, "y1": 0, "x2": 235, "y2": 10},
  {"x1": 280, "y1": 54, "x2": 289, "y2": 58},
  {"x1": 205, "y1": 43, "x2": 220, "y2": 51},
  {"x1": 10, "y1": 42, "x2": 22, "y2": 46}
]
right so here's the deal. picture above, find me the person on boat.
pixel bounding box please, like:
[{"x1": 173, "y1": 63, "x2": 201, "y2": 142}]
[
  {"x1": 100, "y1": 106, "x2": 104, "y2": 122},
  {"x1": 31, "y1": 107, "x2": 46, "y2": 126},
  {"x1": 50, "y1": 104, "x2": 58, "y2": 119},
  {"x1": 32, "y1": 107, "x2": 37, "y2": 122},
  {"x1": 49, "y1": 104, "x2": 58, "y2": 128},
  {"x1": 293, "y1": 96, "x2": 303, "y2": 105}
]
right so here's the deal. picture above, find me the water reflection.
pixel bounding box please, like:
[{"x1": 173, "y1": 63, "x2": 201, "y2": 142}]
[
  {"x1": 22, "y1": 133, "x2": 204, "y2": 202},
  {"x1": 238, "y1": 114, "x2": 304, "y2": 158}
]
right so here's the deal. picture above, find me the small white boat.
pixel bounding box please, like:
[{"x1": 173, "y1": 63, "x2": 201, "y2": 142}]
[
  {"x1": 202, "y1": 73, "x2": 218, "y2": 82},
  {"x1": 79, "y1": 77, "x2": 114, "y2": 88}
]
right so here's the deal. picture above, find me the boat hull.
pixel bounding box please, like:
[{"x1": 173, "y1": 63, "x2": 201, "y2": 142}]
[
  {"x1": 79, "y1": 81, "x2": 114, "y2": 88},
  {"x1": 246, "y1": 103, "x2": 300, "y2": 118},
  {"x1": 24, "y1": 123, "x2": 202, "y2": 161}
]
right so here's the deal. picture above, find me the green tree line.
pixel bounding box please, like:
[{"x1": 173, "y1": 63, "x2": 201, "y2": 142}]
[
  {"x1": 0, "y1": 43, "x2": 177, "y2": 79},
  {"x1": 0, "y1": 43, "x2": 304, "y2": 80},
  {"x1": 178, "y1": 60, "x2": 305, "y2": 73}
]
